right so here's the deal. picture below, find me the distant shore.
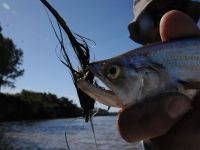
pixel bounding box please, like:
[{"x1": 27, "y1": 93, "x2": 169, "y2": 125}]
[{"x1": 0, "y1": 90, "x2": 116, "y2": 122}]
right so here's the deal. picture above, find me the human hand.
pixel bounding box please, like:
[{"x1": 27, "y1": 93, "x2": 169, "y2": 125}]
[
  {"x1": 118, "y1": 92, "x2": 191, "y2": 142},
  {"x1": 118, "y1": 10, "x2": 200, "y2": 146}
]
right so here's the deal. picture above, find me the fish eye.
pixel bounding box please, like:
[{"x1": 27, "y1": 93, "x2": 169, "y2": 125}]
[{"x1": 106, "y1": 65, "x2": 121, "y2": 80}]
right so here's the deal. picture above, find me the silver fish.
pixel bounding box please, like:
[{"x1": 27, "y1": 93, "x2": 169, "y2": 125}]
[{"x1": 77, "y1": 37, "x2": 200, "y2": 108}]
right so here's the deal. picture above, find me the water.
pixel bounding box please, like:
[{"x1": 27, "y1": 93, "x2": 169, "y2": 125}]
[{"x1": 0, "y1": 116, "x2": 144, "y2": 150}]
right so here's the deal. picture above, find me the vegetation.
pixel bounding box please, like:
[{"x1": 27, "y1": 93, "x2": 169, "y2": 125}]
[
  {"x1": 96, "y1": 108, "x2": 117, "y2": 116},
  {"x1": 0, "y1": 90, "x2": 82, "y2": 121},
  {"x1": 0, "y1": 26, "x2": 24, "y2": 90},
  {"x1": 0, "y1": 90, "x2": 115, "y2": 121}
]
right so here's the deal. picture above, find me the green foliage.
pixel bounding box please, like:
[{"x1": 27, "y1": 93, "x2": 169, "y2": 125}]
[
  {"x1": 0, "y1": 90, "x2": 116, "y2": 121},
  {"x1": 96, "y1": 108, "x2": 117, "y2": 116},
  {"x1": 0, "y1": 26, "x2": 24, "y2": 89},
  {"x1": 0, "y1": 90, "x2": 82, "y2": 121}
]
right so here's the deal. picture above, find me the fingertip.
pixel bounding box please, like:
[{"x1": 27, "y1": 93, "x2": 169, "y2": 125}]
[
  {"x1": 160, "y1": 10, "x2": 200, "y2": 41},
  {"x1": 117, "y1": 109, "x2": 133, "y2": 142}
]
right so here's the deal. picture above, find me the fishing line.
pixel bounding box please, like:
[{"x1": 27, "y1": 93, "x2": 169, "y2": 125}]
[
  {"x1": 42, "y1": 2, "x2": 100, "y2": 150},
  {"x1": 90, "y1": 107, "x2": 100, "y2": 150},
  {"x1": 45, "y1": 9, "x2": 76, "y2": 75},
  {"x1": 89, "y1": 116, "x2": 99, "y2": 150},
  {"x1": 64, "y1": 107, "x2": 99, "y2": 150},
  {"x1": 64, "y1": 117, "x2": 83, "y2": 150},
  {"x1": 65, "y1": 109, "x2": 99, "y2": 150},
  {"x1": 64, "y1": 115, "x2": 99, "y2": 150}
]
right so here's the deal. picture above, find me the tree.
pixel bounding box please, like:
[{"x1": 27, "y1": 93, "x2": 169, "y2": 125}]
[{"x1": 0, "y1": 26, "x2": 24, "y2": 91}]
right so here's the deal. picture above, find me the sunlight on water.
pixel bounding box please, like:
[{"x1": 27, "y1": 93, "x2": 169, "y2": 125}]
[{"x1": 0, "y1": 116, "x2": 144, "y2": 150}]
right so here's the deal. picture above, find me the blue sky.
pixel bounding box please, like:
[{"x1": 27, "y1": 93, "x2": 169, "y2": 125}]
[{"x1": 0, "y1": 0, "x2": 140, "y2": 109}]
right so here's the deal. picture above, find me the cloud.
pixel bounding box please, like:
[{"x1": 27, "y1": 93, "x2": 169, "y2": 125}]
[{"x1": 2, "y1": 3, "x2": 11, "y2": 10}]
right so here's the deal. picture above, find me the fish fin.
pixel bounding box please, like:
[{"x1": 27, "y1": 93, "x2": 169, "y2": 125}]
[{"x1": 179, "y1": 80, "x2": 200, "y2": 89}]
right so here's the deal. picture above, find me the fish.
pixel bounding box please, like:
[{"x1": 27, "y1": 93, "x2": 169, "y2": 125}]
[{"x1": 77, "y1": 37, "x2": 200, "y2": 108}]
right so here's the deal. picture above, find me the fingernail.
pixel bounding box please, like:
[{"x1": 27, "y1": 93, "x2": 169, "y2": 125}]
[{"x1": 167, "y1": 97, "x2": 191, "y2": 119}]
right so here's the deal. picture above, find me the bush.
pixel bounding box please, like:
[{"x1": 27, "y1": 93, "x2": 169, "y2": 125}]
[{"x1": 0, "y1": 90, "x2": 82, "y2": 121}]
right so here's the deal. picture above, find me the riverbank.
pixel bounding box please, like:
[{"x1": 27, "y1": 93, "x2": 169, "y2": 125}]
[{"x1": 0, "y1": 90, "x2": 116, "y2": 122}]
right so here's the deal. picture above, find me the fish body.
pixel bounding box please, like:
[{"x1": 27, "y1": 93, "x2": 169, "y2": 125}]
[{"x1": 78, "y1": 37, "x2": 200, "y2": 108}]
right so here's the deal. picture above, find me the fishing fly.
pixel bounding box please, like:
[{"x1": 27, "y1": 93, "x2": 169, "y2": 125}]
[
  {"x1": 40, "y1": 0, "x2": 95, "y2": 121},
  {"x1": 40, "y1": 0, "x2": 103, "y2": 149}
]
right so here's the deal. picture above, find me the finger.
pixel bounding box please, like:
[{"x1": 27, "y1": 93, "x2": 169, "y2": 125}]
[
  {"x1": 160, "y1": 10, "x2": 200, "y2": 41},
  {"x1": 145, "y1": 94, "x2": 200, "y2": 150},
  {"x1": 118, "y1": 93, "x2": 191, "y2": 142}
]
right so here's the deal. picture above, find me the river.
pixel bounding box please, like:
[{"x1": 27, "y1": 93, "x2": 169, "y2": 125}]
[{"x1": 0, "y1": 116, "x2": 144, "y2": 150}]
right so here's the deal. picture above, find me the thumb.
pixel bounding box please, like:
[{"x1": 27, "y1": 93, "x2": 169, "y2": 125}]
[
  {"x1": 118, "y1": 93, "x2": 191, "y2": 142},
  {"x1": 160, "y1": 10, "x2": 200, "y2": 41}
]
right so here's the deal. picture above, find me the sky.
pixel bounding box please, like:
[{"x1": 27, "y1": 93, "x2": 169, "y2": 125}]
[{"x1": 0, "y1": 0, "x2": 140, "y2": 109}]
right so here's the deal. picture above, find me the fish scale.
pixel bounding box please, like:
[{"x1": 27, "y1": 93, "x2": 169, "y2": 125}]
[{"x1": 146, "y1": 39, "x2": 200, "y2": 82}]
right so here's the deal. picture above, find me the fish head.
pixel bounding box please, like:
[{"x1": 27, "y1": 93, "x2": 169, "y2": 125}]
[
  {"x1": 89, "y1": 59, "x2": 143, "y2": 107},
  {"x1": 78, "y1": 56, "x2": 165, "y2": 108}
]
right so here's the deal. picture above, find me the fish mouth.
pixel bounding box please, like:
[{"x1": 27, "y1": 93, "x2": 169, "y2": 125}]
[{"x1": 77, "y1": 80, "x2": 124, "y2": 108}]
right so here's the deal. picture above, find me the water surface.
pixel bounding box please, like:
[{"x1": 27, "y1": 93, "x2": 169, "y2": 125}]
[{"x1": 0, "y1": 116, "x2": 144, "y2": 150}]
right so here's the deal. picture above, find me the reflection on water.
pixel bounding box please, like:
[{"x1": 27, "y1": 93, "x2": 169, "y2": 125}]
[{"x1": 0, "y1": 116, "x2": 144, "y2": 150}]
